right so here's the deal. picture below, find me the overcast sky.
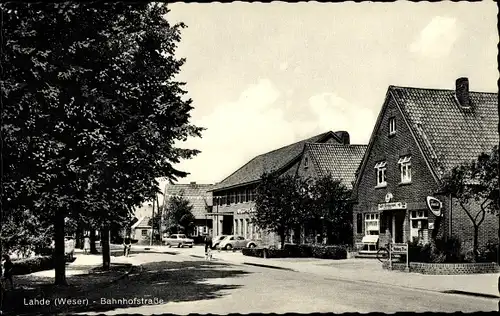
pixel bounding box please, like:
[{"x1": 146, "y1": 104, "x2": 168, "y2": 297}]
[{"x1": 159, "y1": 1, "x2": 498, "y2": 190}]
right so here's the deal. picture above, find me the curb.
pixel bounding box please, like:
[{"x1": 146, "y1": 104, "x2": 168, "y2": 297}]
[
  {"x1": 86, "y1": 262, "x2": 135, "y2": 291},
  {"x1": 440, "y1": 290, "x2": 500, "y2": 300},
  {"x1": 243, "y1": 262, "x2": 296, "y2": 271}
]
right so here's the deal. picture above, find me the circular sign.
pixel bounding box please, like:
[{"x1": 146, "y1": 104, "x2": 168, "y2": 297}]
[
  {"x1": 385, "y1": 193, "x2": 393, "y2": 203},
  {"x1": 426, "y1": 196, "x2": 442, "y2": 217}
]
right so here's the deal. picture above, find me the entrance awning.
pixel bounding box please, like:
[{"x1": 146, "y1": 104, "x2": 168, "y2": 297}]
[{"x1": 361, "y1": 235, "x2": 379, "y2": 244}]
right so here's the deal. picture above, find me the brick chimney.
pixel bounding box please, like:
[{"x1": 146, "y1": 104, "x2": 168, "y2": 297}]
[
  {"x1": 190, "y1": 181, "x2": 197, "y2": 186},
  {"x1": 335, "y1": 131, "x2": 350, "y2": 145},
  {"x1": 455, "y1": 77, "x2": 470, "y2": 108}
]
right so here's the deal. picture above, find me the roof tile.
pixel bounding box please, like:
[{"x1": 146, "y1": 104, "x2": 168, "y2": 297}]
[
  {"x1": 306, "y1": 143, "x2": 367, "y2": 189},
  {"x1": 390, "y1": 86, "x2": 498, "y2": 178}
]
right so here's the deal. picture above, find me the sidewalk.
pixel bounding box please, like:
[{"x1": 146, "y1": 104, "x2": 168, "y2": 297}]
[{"x1": 167, "y1": 247, "x2": 500, "y2": 299}]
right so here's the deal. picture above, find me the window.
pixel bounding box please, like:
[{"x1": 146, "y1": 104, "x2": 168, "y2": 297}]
[
  {"x1": 230, "y1": 191, "x2": 235, "y2": 204},
  {"x1": 304, "y1": 157, "x2": 309, "y2": 168},
  {"x1": 245, "y1": 190, "x2": 249, "y2": 202},
  {"x1": 398, "y1": 156, "x2": 412, "y2": 183},
  {"x1": 250, "y1": 188, "x2": 256, "y2": 201},
  {"x1": 364, "y1": 213, "x2": 380, "y2": 236},
  {"x1": 225, "y1": 194, "x2": 229, "y2": 206},
  {"x1": 236, "y1": 191, "x2": 240, "y2": 203},
  {"x1": 374, "y1": 161, "x2": 387, "y2": 187},
  {"x1": 410, "y1": 210, "x2": 429, "y2": 243},
  {"x1": 141, "y1": 230, "x2": 148, "y2": 236},
  {"x1": 356, "y1": 213, "x2": 363, "y2": 234},
  {"x1": 389, "y1": 117, "x2": 396, "y2": 135},
  {"x1": 237, "y1": 236, "x2": 245, "y2": 241}
]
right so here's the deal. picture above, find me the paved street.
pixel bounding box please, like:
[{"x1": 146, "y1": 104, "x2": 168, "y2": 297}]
[{"x1": 56, "y1": 250, "x2": 495, "y2": 315}]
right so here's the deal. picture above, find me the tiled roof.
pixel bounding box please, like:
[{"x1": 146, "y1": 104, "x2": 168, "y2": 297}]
[
  {"x1": 133, "y1": 216, "x2": 151, "y2": 229},
  {"x1": 390, "y1": 86, "x2": 498, "y2": 179},
  {"x1": 211, "y1": 131, "x2": 342, "y2": 191},
  {"x1": 305, "y1": 143, "x2": 367, "y2": 189},
  {"x1": 164, "y1": 183, "x2": 213, "y2": 218}
]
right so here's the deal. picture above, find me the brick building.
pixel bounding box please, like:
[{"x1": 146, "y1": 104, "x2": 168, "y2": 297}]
[
  {"x1": 352, "y1": 78, "x2": 498, "y2": 253},
  {"x1": 209, "y1": 131, "x2": 351, "y2": 246}
]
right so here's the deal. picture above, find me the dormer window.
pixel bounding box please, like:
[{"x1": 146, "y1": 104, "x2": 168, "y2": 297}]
[
  {"x1": 389, "y1": 117, "x2": 396, "y2": 135},
  {"x1": 374, "y1": 161, "x2": 387, "y2": 187},
  {"x1": 398, "y1": 156, "x2": 412, "y2": 183}
]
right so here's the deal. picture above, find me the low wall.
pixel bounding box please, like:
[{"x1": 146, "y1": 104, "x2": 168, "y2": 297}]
[{"x1": 382, "y1": 261, "x2": 499, "y2": 275}]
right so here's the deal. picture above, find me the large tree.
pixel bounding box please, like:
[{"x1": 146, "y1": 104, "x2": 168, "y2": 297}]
[
  {"x1": 440, "y1": 146, "x2": 499, "y2": 262},
  {"x1": 163, "y1": 194, "x2": 196, "y2": 234},
  {"x1": 2, "y1": 3, "x2": 201, "y2": 283},
  {"x1": 309, "y1": 175, "x2": 353, "y2": 245},
  {"x1": 253, "y1": 173, "x2": 311, "y2": 248}
]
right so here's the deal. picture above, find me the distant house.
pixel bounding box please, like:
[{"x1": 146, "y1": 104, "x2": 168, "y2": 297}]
[
  {"x1": 131, "y1": 216, "x2": 151, "y2": 245},
  {"x1": 163, "y1": 182, "x2": 214, "y2": 238},
  {"x1": 209, "y1": 130, "x2": 351, "y2": 247},
  {"x1": 352, "y1": 78, "x2": 498, "y2": 252}
]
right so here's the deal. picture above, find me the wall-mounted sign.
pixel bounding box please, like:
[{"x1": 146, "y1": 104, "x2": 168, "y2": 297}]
[
  {"x1": 385, "y1": 193, "x2": 393, "y2": 203},
  {"x1": 426, "y1": 196, "x2": 442, "y2": 217},
  {"x1": 236, "y1": 208, "x2": 256, "y2": 215},
  {"x1": 378, "y1": 202, "x2": 407, "y2": 211}
]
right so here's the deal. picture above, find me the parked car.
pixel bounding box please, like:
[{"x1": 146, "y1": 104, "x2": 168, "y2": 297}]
[
  {"x1": 219, "y1": 235, "x2": 257, "y2": 250},
  {"x1": 164, "y1": 234, "x2": 194, "y2": 248},
  {"x1": 212, "y1": 235, "x2": 229, "y2": 249}
]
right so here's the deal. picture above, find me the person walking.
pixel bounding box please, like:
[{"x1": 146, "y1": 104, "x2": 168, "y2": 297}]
[
  {"x1": 204, "y1": 234, "x2": 213, "y2": 260},
  {"x1": 83, "y1": 235, "x2": 91, "y2": 255},
  {"x1": 1, "y1": 255, "x2": 14, "y2": 291},
  {"x1": 123, "y1": 237, "x2": 132, "y2": 257}
]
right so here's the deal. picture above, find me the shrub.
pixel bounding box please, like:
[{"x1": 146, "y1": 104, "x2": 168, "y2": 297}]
[
  {"x1": 242, "y1": 248, "x2": 289, "y2": 258},
  {"x1": 478, "y1": 241, "x2": 498, "y2": 263},
  {"x1": 242, "y1": 248, "x2": 264, "y2": 258},
  {"x1": 310, "y1": 245, "x2": 347, "y2": 259},
  {"x1": 283, "y1": 244, "x2": 312, "y2": 257},
  {"x1": 12, "y1": 256, "x2": 54, "y2": 275}
]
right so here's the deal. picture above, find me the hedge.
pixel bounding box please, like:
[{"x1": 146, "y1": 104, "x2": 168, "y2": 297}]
[
  {"x1": 12, "y1": 256, "x2": 55, "y2": 275},
  {"x1": 242, "y1": 244, "x2": 347, "y2": 260}
]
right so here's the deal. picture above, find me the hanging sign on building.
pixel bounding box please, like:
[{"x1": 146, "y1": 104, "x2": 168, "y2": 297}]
[
  {"x1": 378, "y1": 202, "x2": 407, "y2": 211},
  {"x1": 426, "y1": 196, "x2": 442, "y2": 217}
]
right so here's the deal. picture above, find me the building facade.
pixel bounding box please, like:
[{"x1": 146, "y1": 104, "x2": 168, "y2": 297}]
[
  {"x1": 210, "y1": 130, "x2": 352, "y2": 246},
  {"x1": 352, "y1": 78, "x2": 499, "y2": 252},
  {"x1": 163, "y1": 182, "x2": 214, "y2": 238}
]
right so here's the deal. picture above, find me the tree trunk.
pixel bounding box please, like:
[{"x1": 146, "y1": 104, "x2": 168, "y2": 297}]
[
  {"x1": 279, "y1": 229, "x2": 286, "y2": 249},
  {"x1": 473, "y1": 226, "x2": 479, "y2": 262},
  {"x1": 75, "y1": 223, "x2": 83, "y2": 249},
  {"x1": 54, "y1": 211, "x2": 67, "y2": 285},
  {"x1": 89, "y1": 228, "x2": 98, "y2": 254},
  {"x1": 101, "y1": 227, "x2": 111, "y2": 270}
]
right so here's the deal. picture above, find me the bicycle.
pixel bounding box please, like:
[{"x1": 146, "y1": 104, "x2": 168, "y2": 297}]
[{"x1": 376, "y1": 243, "x2": 390, "y2": 263}]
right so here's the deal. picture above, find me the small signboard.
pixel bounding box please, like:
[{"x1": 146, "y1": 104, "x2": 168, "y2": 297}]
[
  {"x1": 390, "y1": 243, "x2": 408, "y2": 254},
  {"x1": 426, "y1": 196, "x2": 443, "y2": 217},
  {"x1": 378, "y1": 202, "x2": 407, "y2": 211},
  {"x1": 389, "y1": 242, "x2": 409, "y2": 271}
]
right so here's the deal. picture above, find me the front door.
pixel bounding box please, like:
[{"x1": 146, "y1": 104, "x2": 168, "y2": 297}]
[
  {"x1": 393, "y1": 211, "x2": 405, "y2": 243},
  {"x1": 222, "y1": 215, "x2": 233, "y2": 235}
]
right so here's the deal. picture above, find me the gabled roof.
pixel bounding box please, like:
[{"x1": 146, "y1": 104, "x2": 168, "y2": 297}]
[
  {"x1": 132, "y1": 216, "x2": 151, "y2": 229},
  {"x1": 304, "y1": 143, "x2": 367, "y2": 189},
  {"x1": 211, "y1": 131, "x2": 343, "y2": 191},
  {"x1": 164, "y1": 183, "x2": 213, "y2": 218},
  {"x1": 390, "y1": 86, "x2": 498, "y2": 179},
  {"x1": 353, "y1": 83, "x2": 498, "y2": 195}
]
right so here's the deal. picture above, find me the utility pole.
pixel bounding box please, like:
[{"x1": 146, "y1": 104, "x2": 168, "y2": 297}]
[{"x1": 156, "y1": 195, "x2": 161, "y2": 246}]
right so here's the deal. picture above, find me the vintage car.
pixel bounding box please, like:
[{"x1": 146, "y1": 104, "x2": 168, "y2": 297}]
[
  {"x1": 164, "y1": 234, "x2": 194, "y2": 248},
  {"x1": 211, "y1": 235, "x2": 229, "y2": 249},
  {"x1": 218, "y1": 235, "x2": 257, "y2": 250}
]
